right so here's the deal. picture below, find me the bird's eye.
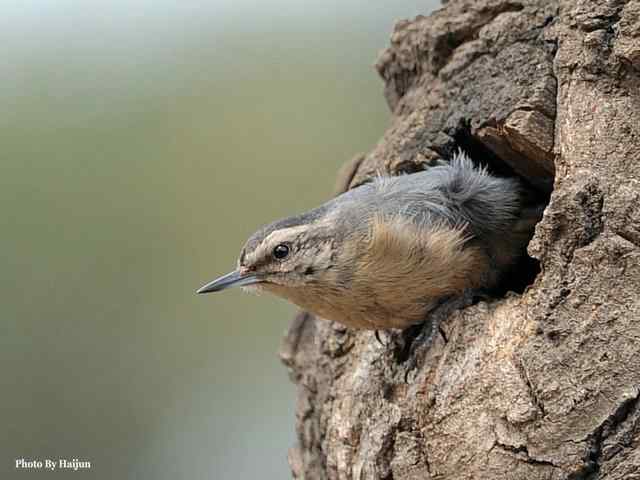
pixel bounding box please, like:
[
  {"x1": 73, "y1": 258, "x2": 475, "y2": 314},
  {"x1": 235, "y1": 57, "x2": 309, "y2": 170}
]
[{"x1": 273, "y1": 244, "x2": 290, "y2": 260}]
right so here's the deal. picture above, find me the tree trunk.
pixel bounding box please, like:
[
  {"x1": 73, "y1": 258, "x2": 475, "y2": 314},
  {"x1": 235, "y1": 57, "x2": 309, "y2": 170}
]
[{"x1": 280, "y1": 1, "x2": 640, "y2": 479}]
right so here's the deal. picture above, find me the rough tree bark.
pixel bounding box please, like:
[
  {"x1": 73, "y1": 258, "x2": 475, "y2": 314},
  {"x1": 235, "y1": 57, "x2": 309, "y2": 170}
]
[{"x1": 280, "y1": 1, "x2": 640, "y2": 479}]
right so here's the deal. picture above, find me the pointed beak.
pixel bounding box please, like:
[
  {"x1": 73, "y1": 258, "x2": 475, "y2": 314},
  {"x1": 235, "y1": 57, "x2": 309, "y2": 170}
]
[{"x1": 196, "y1": 270, "x2": 261, "y2": 294}]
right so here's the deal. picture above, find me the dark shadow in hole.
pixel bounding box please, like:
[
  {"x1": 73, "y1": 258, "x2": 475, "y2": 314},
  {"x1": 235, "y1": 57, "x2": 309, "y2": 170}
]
[{"x1": 491, "y1": 254, "x2": 541, "y2": 296}]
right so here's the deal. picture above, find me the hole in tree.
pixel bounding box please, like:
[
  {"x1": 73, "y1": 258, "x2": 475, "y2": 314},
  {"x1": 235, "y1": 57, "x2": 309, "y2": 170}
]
[{"x1": 448, "y1": 119, "x2": 553, "y2": 296}]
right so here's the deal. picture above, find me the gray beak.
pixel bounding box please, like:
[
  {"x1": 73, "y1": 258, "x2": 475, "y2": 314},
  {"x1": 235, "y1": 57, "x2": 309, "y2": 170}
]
[{"x1": 196, "y1": 270, "x2": 261, "y2": 294}]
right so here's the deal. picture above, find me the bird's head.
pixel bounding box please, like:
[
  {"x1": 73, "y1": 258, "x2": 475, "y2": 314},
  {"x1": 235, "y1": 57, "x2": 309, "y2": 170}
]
[{"x1": 197, "y1": 209, "x2": 344, "y2": 299}]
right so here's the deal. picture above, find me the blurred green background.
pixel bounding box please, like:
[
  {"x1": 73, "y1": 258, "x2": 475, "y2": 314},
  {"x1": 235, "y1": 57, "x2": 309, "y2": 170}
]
[{"x1": 1, "y1": 1, "x2": 438, "y2": 478}]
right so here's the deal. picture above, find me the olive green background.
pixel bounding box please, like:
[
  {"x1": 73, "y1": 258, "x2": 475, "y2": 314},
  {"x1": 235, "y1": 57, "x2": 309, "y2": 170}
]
[{"x1": 1, "y1": 1, "x2": 437, "y2": 478}]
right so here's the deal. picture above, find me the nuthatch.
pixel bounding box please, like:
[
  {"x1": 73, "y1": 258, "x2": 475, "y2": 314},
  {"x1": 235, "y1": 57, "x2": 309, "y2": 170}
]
[{"x1": 197, "y1": 153, "x2": 540, "y2": 330}]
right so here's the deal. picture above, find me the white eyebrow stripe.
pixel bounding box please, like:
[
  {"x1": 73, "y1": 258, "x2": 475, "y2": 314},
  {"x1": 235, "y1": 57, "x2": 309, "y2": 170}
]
[{"x1": 263, "y1": 226, "x2": 308, "y2": 246}]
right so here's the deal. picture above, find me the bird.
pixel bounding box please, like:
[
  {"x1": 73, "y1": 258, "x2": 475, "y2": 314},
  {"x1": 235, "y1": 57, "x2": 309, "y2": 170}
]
[{"x1": 197, "y1": 152, "x2": 541, "y2": 330}]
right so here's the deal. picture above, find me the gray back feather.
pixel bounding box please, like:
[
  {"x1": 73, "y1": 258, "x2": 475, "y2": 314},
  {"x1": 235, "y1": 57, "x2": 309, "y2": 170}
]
[
  {"x1": 331, "y1": 152, "x2": 521, "y2": 240},
  {"x1": 242, "y1": 152, "x2": 522, "y2": 258}
]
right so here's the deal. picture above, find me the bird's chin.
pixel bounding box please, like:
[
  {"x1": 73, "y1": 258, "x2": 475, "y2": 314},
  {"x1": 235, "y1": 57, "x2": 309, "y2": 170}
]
[{"x1": 243, "y1": 280, "x2": 295, "y2": 297}]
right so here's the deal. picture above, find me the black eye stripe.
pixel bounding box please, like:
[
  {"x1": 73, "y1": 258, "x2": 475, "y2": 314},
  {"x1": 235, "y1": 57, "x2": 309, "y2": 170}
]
[{"x1": 273, "y1": 244, "x2": 290, "y2": 260}]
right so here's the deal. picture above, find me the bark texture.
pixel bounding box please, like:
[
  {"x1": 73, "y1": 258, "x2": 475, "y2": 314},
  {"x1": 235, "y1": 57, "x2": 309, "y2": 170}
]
[{"x1": 280, "y1": 1, "x2": 640, "y2": 478}]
